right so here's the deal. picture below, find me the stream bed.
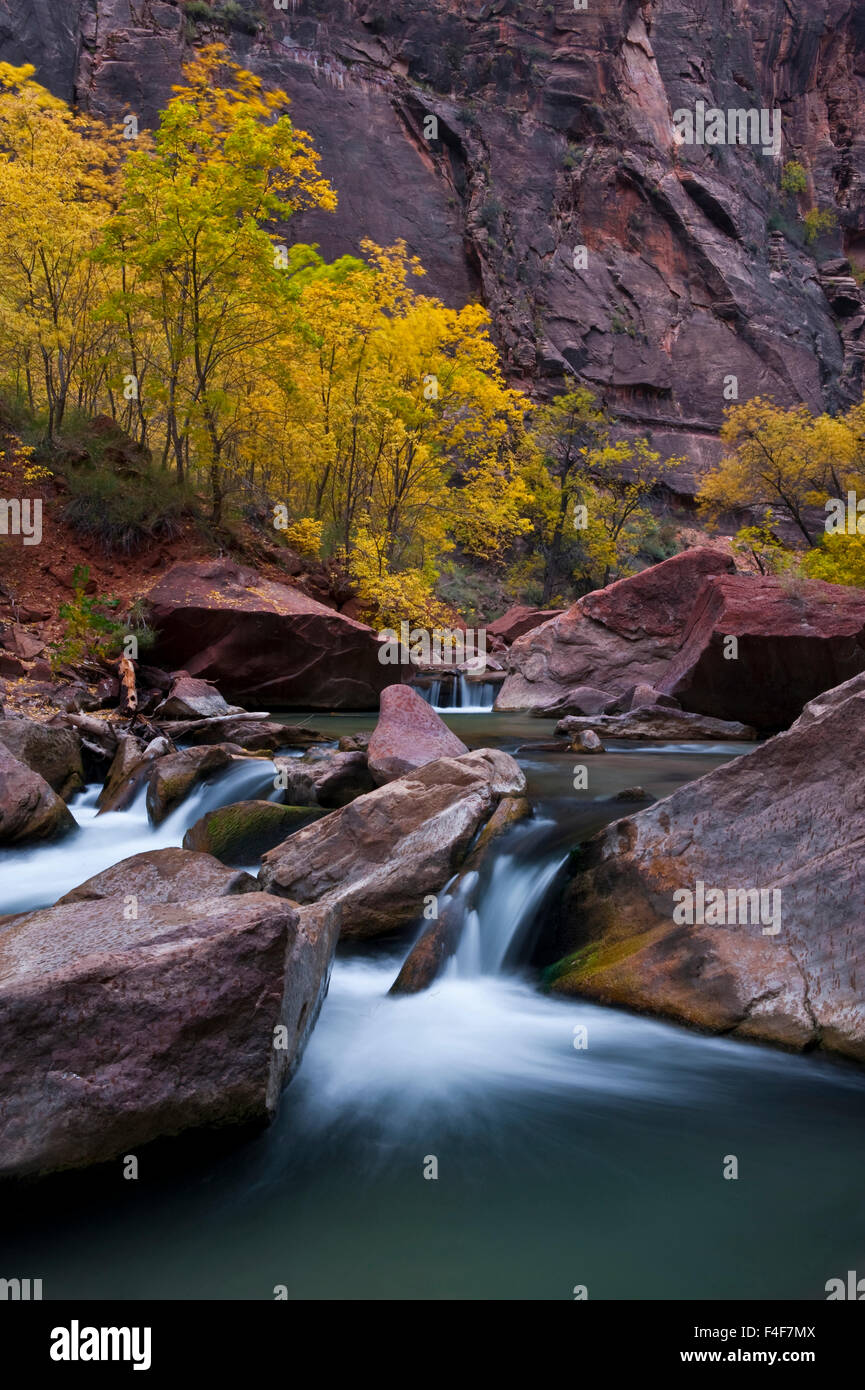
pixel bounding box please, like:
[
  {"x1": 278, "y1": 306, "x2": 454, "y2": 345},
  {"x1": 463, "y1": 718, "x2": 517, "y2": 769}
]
[{"x1": 2, "y1": 714, "x2": 863, "y2": 1300}]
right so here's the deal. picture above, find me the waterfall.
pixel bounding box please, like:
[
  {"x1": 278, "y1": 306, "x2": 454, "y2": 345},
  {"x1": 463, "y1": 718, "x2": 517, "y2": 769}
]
[
  {"x1": 416, "y1": 674, "x2": 497, "y2": 712},
  {"x1": 0, "y1": 758, "x2": 278, "y2": 916}
]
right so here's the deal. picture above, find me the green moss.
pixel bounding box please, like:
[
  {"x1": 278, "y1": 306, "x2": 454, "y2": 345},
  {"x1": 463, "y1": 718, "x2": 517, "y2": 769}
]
[
  {"x1": 544, "y1": 926, "x2": 665, "y2": 992},
  {"x1": 183, "y1": 800, "x2": 326, "y2": 865}
]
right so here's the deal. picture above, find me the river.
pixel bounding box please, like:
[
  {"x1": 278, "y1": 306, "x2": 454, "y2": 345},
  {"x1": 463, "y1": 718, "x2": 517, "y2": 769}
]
[{"x1": 2, "y1": 712, "x2": 863, "y2": 1299}]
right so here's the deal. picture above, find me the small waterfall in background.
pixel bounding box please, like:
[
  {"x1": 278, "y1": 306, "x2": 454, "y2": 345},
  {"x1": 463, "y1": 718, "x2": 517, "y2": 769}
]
[{"x1": 416, "y1": 673, "x2": 497, "y2": 712}]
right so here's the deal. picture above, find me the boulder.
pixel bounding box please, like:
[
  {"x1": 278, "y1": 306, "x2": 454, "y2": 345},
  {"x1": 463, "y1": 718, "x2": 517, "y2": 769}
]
[
  {"x1": 554, "y1": 709, "x2": 755, "y2": 740},
  {"x1": 659, "y1": 574, "x2": 865, "y2": 730},
  {"x1": 530, "y1": 684, "x2": 617, "y2": 717},
  {"x1": 486, "y1": 605, "x2": 564, "y2": 644},
  {"x1": 0, "y1": 625, "x2": 45, "y2": 660},
  {"x1": 183, "y1": 801, "x2": 326, "y2": 865},
  {"x1": 0, "y1": 892, "x2": 338, "y2": 1177},
  {"x1": 97, "y1": 733, "x2": 173, "y2": 814},
  {"x1": 496, "y1": 549, "x2": 735, "y2": 710},
  {"x1": 570, "y1": 729, "x2": 605, "y2": 753},
  {"x1": 58, "y1": 847, "x2": 258, "y2": 905},
  {"x1": 547, "y1": 672, "x2": 865, "y2": 1061},
  {"x1": 0, "y1": 716, "x2": 84, "y2": 799},
  {"x1": 0, "y1": 744, "x2": 76, "y2": 846},
  {"x1": 145, "y1": 745, "x2": 234, "y2": 825},
  {"x1": 155, "y1": 673, "x2": 241, "y2": 720},
  {"x1": 272, "y1": 748, "x2": 376, "y2": 808},
  {"x1": 338, "y1": 731, "x2": 370, "y2": 752},
  {"x1": 146, "y1": 558, "x2": 395, "y2": 708},
  {"x1": 259, "y1": 748, "x2": 525, "y2": 939},
  {"x1": 367, "y1": 684, "x2": 468, "y2": 784}
]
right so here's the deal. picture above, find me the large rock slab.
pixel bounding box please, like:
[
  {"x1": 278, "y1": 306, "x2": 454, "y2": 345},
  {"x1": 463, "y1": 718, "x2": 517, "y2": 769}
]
[
  {"x1": 658, "y1": 574, "x2": 865, "y2": 730},
  {"x1": 145, "y1": 745, "x2": 234, "y2": 825},
  {"x1": 0, "y1": 744, "x2": 76, "y2": 847},
  {"x1": 496, "y1": 549, "x2": 734, "y2": 711},
  {"x1": 0, "y1": 717, "x2": 84, "y2": 800},
  {"x1": 547, "y1": 673, "x2": 865, "y2": 1061},
  {"x1": 367, "y1": 684, "x2": 468, "y2": 784},
  {"x1": 259, "y1": 748, "x2": 525, "y2": 939},
  {"x1": 554, "y1": 709, "x2": 755, "y2": 740},
  {"x1": 0, "y1": 891, "x2": 338, "y2": 1177},
  {"x1": 155, "y1": 674, "x2": 241, "y2": 720},
  {"x1": 146, "y1": 558, "x2": 394, "y2": 709},
  {"x1": 58, "y1": 847, "x2": 258, "y2": 905}
]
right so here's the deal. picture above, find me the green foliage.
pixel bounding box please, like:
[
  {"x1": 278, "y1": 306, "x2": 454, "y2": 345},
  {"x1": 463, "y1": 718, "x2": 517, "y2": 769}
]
[
  {"x1": 220, "y1": 2, "x2": 260, "y2": 34},
  {"x1": 59, "y1": 461, "x2": 192, "y2": 554},
  {"x1": 780, "y1": 160, "x2": 807, "y2": 196},
  {"x1": 53, "y1": 565, "x2": 123, "y2": 668},
  {"x1": 182, "y1": 1, "x2": 218, "y2": 21},
  {"x1": 803, "y1": 207, "x2": 837, "y2": 244},
  {"x1": 801, "y1": 532, "x2": 865, "y2": 587}
]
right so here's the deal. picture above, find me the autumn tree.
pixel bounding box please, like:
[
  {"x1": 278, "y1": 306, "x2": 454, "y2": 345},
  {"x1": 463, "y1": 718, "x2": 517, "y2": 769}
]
[
  {"x1": 100, "y1": 44, "x2": 336, "y2": 520},
  {"x1": 0, "y1": 62, "x2": 124, "y2": 438}
]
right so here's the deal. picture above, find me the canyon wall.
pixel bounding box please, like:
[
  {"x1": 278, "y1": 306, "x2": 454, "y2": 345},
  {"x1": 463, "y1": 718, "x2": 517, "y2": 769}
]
[{"x1": 3, "y1": 0, "x2": 865, "y2": 492}]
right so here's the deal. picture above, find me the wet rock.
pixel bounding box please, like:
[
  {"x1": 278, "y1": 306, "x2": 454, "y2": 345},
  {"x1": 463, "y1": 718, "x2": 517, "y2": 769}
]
[
  {"x1": 338, "y1": 731, "x2": 370, "y2": 752},
  {"x1": 0, "y1": 892, "x2": 338, "y2": 1177},
  {"x1": 367, "y1": 684, "x2": 468, "y2": 784},
  {"x1": 607, "y1": 684, "x2": 681, "y2": 714},
  {"x1": 547, "y1": 673, "x2": 865, "y2": 1061},
  {"x1": 260, "y1": 749, "x2": 526, "y2": 939},
  {"x1": 59, "y1": 846, "x2": 258, "y2": 905},
  {"x1": 0, "y1": 744, "x2": 76, "y2": 847},
  {"x1": 183, "y1": 801, "x2": 326, "y2": 865},
  {"x1": 555, "y1": 710, "x2": 755, "y2": 740},
  {"x1": 272, "y1": 748, "x2": 376, "y2": 809},
  {"x1": 0, "y1": 717, "x2": 84, "y2": 800},
  {"x1": 570, "y1": 729, "x2": 605, "y2": 753},
  {"x1": 157, "y1": 714, "x2": 324, "y2": 751},
  {"x1": 97, "y1": 733, "x2": 172, "y2": 813},
  {"x1": 145, "y1": 745, "x2": 234, "y2": 825},
  {"x1": 611, "y1": 786, "x2": 653, "y2": 802},
  {"x1": 56, "y1": 712, "x2": 118, "y2": 781}
]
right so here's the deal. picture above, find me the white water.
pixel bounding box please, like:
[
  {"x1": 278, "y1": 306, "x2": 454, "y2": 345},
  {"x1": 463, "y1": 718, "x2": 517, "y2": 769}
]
[
  {"x1": 420, "y1": 674, "x2": 497, "y2": 713},
  {"x1": 0, "y1": 758, "x2": 278, "y2": 915}
]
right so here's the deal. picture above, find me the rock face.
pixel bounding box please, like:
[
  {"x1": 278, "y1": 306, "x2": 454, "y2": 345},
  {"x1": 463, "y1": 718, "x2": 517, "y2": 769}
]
[
  {"x1": 547, "y1": 673, "x2": 865, "y2": 1061},
  {"x1": 487, "y1": 606, "x2": 564, "y2": 644},
  {"x1": 58, "y1": 847, "x2": 258, "y2": 905},
  {"x1": 146, "y1": 559, "x2": 393, "y2": 709},
  {"x1": 658, "y1": 574, "x2": 865, "y2": 731},
  {"x1": 259, "y1": 748, "x2": 525, "y2": 939},
  {"x1": 183, "y1": 801, "x2": 325, "y2": 865},
  {"x1": 0, "y1": 744, "x2": 76, "y2": 847},
  {"x1": 14, "y1": 3, "x2": 865, "y2": 493},
  {"x1": 0, "y1": 717, "x2": 84, "y2": 800},
  {"x1": 156, "y1": 715, "x2": 324, "y2": 751},
  {"x1": 367, "y1": 684, "x2": 468, "y2": 784},
  {"x1": 497, "y1": 549, "x2": 734, "y2": 711},
  {"x1": 0, "y1": 890, "x2": 339, "y2": 1177}
]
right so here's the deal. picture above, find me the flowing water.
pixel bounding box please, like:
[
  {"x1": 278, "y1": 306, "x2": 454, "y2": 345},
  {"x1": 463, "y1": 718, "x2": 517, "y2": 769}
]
[
  {"x1": 418, "y1": 674, "x2": 497, "y2": 712},
  {"x1": 2, "y1": 715, "x2": 864, "y2": 1300}
]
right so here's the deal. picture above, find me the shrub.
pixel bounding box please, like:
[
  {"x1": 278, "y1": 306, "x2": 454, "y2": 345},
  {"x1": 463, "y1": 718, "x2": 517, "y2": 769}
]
[
  {"x1": 52, "y1": 566, "x2": 124, "y2": 668},
  {"x1": 60, "y1": 464, "x2": 192, "y2": 554},
  {"x1": 781, "y1": 160, "x2": 807, "y2": 196},
  {"x1": 802, "y1": 208, "x2": 837, "y2": 244}
]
